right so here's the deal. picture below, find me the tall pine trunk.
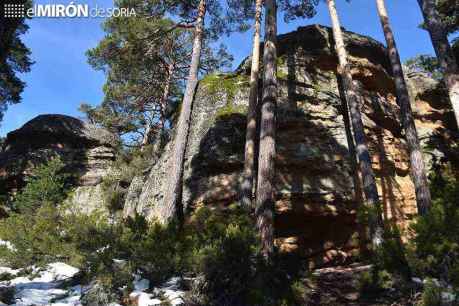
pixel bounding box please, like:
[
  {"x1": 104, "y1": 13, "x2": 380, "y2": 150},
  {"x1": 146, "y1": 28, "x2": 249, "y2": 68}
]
[
  {"x1": 376, "y1": 0, "x2": 431, "y2": 215},
  {"x1": 161, "y1": 0, "x2": 206, "y2": 224},
  {"x1": 326, "y1": 0, "x2": 384, "y2": 248},
  {"x1": 256, "y1": 0, "x2": 277, "y2": 260},
  {"x1": 240, "y1": 0, "x2": 263, "y2": 209},
  {"x1": 141, "y1": 63, "x2": 174, "y2": 149},
  {"x1": 417, "y1": 0, "x2": 459, "y2": 126}
]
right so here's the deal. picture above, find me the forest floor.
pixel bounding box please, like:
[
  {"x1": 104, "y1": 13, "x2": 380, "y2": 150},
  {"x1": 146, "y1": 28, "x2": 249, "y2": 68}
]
[{"x1": 304, "y1": 263, "x2": 421, "y2": 306}]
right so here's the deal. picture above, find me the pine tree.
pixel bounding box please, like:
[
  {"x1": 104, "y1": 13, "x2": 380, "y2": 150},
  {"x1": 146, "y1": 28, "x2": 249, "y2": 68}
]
[
  {"x1": 161, "y1": 0, "x2": 247, "y2": 224},
  {"x1": 0, "y1": 0, "x2": 33, "y2": 124},
  {"x1": 240, "y1": 0, "x2": 263, "y2": 210},
  {"x1": 417, "y1": 0, "x2": 459, "y2": 126},
  {"x1": 375, "y1": 0, "x2": 431, "y2": 215},
  {"x1": 326, "y1": 0, "x2": 384, "y2": 248},
  {"x1": 161, "y1": 0, "x2": 208, "y2": 224},
  {"x1": 435, "y1": 0, "x2": 458, "y2": 35},
  {"x1": 83, "y1": 0, "x2": 233, "y2": 147},
  {"x1": 84, "y1": 15, "x2": 190, "y2": 145},
  {"x1": 240, "y1": 0, "x2": 319, "y2": 210},
  {"x1": 256, "y1": 0, "x2": 278, "y2": 260}
]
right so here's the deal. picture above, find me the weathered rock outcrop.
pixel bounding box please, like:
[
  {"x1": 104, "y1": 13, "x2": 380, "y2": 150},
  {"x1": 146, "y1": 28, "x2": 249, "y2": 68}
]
[
  {"x1": 0, "y1": 114, "x2": 118, "y2": 213},
  {"x1": 123, "y1": 25, "x2": 455, "y2": 266}
]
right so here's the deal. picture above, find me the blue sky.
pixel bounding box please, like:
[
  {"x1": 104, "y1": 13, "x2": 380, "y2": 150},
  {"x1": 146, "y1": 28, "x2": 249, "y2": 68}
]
[{"x1": 0, "y1": 0, "x2": 439, "y2": 136}]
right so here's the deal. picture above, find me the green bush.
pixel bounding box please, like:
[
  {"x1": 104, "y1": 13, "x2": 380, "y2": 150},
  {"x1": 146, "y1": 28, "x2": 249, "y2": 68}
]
[
  {"x1": 13, "y1": 157, "x2": 72, "y2": 213},
  {"x1": 421, "y1": 279, "x2": 443, "y2": 306},
  {"x1": 121, "y1": 216, "x2": 185, "y2": 284},
  {"x1": 0, "y1": 199, "x2": 304, "y2": 304},
  {"x1": 186, "y1": 208, "x2": 256, "y2": 306},
  {"x1": 408, "y1": 171, "x2": 459, "y2": 287},
  {"x1": 373, "y1": 225, "x2": 411, "y2": 279},
  {"x1": 0, "y1": 154, "x2": 309, "y2": 304},
  {"x1": 358, "y1": 269, "x2": 394, "y2": 298},
  {"x1": 183, "y1": 205, "x2": 306, "y2": 306},
  {"x1": 0, "y1": 203, "x2": 79, "y2": 267}
]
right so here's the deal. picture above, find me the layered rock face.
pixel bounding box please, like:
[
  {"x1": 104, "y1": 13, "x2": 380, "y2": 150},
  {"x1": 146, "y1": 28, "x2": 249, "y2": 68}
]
[
  {"x1": 0, "y1": 114, "x2": 118, "y2": 213},
  {"x1": 124, "y1": 25, "x2": 452, "y2": 266}
]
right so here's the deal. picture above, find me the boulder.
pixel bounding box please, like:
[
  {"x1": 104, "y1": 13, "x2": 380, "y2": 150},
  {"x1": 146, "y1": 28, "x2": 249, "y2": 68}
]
[{"x1": 0, "y1": 114, "x2": 118, "y2": 213}]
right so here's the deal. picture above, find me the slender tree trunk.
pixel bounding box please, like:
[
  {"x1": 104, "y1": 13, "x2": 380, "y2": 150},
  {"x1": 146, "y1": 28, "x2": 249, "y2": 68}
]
[
  {"x1": 161, "y1": 0, "x2": 206, "y2": 224},
  {"x1": 376, "y1": 0, "x2": 431, "y2": 215},
  {"x1": 141, "y1": 63, "x2": 174, "y2": 149},
  {"x1": 326, "y1": 0, "x2": 384, "y2": 248},
  {"x1": 141, "y1": 120, "x2": 154, "y2": 148},
  {"x1": 240, "y1": 0, "x2": 263, "y2": 209},
  {"x1": 256, "y1": 0, "x2": 277, "y2": 260},
  {"x1": 417, "y1": 0, "x2": 459, "y2": 126}
]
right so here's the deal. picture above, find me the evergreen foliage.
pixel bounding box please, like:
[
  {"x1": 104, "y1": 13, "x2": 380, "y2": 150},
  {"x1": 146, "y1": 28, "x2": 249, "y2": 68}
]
[
  {"x1": 13, "y1": 157, "x2": 72, "y2": 213},
  {"x1": 0, "y1": 195, "x2": 308, "y2": 305},
  {"x1": 408, "y1": 169, "x2": 459, "y2": 287},
  {"x1": 405, "y1": 41, "x2": 459, "y2": 81},
  {"x1": 405, "y1": 54, "x2": 443, "y2": 80},
  {"x1": 433, "y1": 0, "x2": 458, "y2": 35},
  {"x1": 0, "y1": 0, "x2": 33, "y2": 124},
  {"x1": 82, "y1": 0, "x2": 234, "y2": 146}
]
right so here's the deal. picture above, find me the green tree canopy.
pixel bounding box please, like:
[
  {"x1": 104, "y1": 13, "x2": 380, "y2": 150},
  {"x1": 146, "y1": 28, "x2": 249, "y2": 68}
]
[
  {"x1": 436, "y1": 0, "x2": 458, "y2": 35},
  {"x1": 0, "y1": 0, "x2": 33, "y2": 125},
  {"x1": 82, "y1": 0, "x2": 233, "y2": 146}
]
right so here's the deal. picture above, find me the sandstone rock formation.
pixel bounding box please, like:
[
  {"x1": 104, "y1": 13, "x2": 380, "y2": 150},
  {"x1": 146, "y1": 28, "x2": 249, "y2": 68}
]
[
  {"x1": 0, "y1": 114, "x2": 118, "y2": 213},
  {"x1": 123, "y1": 25, "x2": 455, "y2": 267}
]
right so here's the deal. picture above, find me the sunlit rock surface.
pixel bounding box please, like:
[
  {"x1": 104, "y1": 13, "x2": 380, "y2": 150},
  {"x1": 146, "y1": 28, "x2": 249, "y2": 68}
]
[{"x1": 122, "y1": 25, "x2": 456, "y2": 267}]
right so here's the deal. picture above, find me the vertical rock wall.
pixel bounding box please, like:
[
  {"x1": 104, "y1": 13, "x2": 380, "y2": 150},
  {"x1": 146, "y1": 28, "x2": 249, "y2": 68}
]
[{"x1": 124, "y1": 25, "x2": 455, "y2": 267}]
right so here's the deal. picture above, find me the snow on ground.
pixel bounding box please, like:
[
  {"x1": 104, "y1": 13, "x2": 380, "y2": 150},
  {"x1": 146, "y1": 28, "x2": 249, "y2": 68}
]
[
  {"x1": 159, "y1": 277, "x2": 185, "y2": 306},
  {"x1": 0, "y1": 267, "x2": 20, "y2": 276},
  {"x1": 129, "y1": 275, "x2": 185, "y2": 306},
  {"x1": 0, "y1": 262, "x2": 185, "y2": 306},
  {"x1": 0, "y1": 262, "x2": 81, "y2": 306},
  {"x1": 0, "y1": 240, "x2": 15, "y2": 252}
]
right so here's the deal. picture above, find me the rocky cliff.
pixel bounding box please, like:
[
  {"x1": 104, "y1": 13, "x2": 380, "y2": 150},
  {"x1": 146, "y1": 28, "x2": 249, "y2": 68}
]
[
  {"x1": 0, "y1": 25, "x2": 454, "y2": 268},
  {"x1": 123, "y1": 25, "x2": 455, "y2": 267},
  {"x1": 0, "y1": 114, "x2": 118, "y2": 214}
]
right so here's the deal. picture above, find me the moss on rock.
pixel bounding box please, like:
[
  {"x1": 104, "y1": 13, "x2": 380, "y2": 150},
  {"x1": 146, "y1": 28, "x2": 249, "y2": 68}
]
[
  {"x1": 201, "y1": 73, "x2": 249, "y2": 104},
  {"x1": 216, "y1": 104, "x2": 248, "y2": 118}
]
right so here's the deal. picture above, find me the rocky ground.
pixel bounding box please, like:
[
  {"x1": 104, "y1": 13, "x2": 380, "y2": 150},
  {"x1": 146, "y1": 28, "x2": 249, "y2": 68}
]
[{"x1": 304, "y1": 264, "x2": 418, "y2": 306}]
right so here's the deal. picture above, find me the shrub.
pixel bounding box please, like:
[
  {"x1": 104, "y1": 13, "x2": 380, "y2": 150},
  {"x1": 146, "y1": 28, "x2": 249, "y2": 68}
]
[
  {"x1": 408, "y1": 171, "x2": 459, "y2": 287},
  {"x1": 13, "y1": 157, "x2": 72, "y2": 213},
  {"x1": 0, "y1": 203, "x2": 79, "y2": 268},
  {"x1": 121, "y1": 216, "x2": 184, "y2": 284},
  {"x1": 358, "y1": 269, "x2": 394, "y2": 298},
  {"x1": 373, "y1": 225, "x2": 411, "y2": 279},
  {"x1": 420, "y1": 279, "x2": 443, "y2": 306},
  {"x1": 190, "y1": 221, "x2": 256, "y2": 305},
  {"x1": 0, "y1": 200, "x2": 304, "y2": 305},
  {"x1": 183, "y1": 205, "x2": 306, "y2": 306}
]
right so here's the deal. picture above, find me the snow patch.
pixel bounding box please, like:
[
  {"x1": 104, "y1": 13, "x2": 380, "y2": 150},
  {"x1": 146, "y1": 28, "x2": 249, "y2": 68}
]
[
  {"x1": 128, "y1": 276, "x2": 185, "y2": 306},
  {"x1": 0, "y1": 262, "x2": 185, "y2": 306},
  {"x1": 0, "y1": 266, "x2": 21, "y2": 276},
  {"x1": 0, "y1": 240, "x2": 15, "y2": 251},
  {"x1": 133, "y1": 274, "x2": 150, "y2": 291},
  {"x1": 0, "y1": 262, "x2": 80, "y2": 306},
  {"x1": 129, "y1": 291, "x2": 162, "y2": 306}
]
